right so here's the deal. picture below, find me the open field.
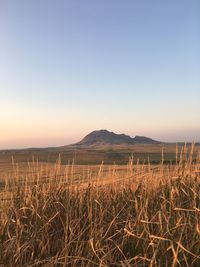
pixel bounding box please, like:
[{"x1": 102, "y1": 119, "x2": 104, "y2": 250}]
[
  {"x1": 1, "y1": 143, "x2": 200, "y2": 165},
  {"x1": 1, "y1": 144, "x2": 200, "y2": 266}
]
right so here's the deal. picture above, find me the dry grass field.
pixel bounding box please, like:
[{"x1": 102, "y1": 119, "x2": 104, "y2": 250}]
[
  {"x1": 1, "y1": 143, "x2": 200, "y2": 165},
  {"x1": 1, "y1": 144, "x2": 200, "y2": 266}
]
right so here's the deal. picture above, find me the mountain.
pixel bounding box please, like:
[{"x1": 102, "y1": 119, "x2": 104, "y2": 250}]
[
  {"x1": 133, "y1": 136, "x2": 160, "y2": 144},
  {"x1": 75, "y1": 130, "x2": 161, "y2": 146}
]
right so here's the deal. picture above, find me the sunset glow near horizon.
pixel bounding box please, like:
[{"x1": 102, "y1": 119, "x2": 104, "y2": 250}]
[{"x1": 0, "y1": 0, "x2": 200, "y2": 149}]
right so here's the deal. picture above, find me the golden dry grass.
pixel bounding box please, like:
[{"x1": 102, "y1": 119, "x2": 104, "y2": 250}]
[{"x1": 0, "y1": 144, "x2": 200, "y2": 266}]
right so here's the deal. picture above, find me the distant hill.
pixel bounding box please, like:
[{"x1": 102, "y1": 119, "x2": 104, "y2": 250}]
[
  {"x1": 75, "y1": 130, "x2": 161, "y2": 146},
  {"x1": 133, "y1": 135, "x2": 160, "y2": 144}
]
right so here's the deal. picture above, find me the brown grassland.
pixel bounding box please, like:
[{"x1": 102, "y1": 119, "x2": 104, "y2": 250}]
[{"x1": 0, "y1": 144, "x2": 200, "y2": 266}]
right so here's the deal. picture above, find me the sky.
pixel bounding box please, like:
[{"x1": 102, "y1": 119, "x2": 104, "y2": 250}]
[{"x1": 0, "y1": 0, "x2": 200, "y2": 149}]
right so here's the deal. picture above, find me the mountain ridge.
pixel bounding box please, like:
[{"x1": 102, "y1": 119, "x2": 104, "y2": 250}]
[{"x1": 74, "y1": 129, "x2": 161, "y2": 146}]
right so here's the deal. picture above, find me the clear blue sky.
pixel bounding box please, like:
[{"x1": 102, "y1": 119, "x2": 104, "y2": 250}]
[{"x1": 0, "y1": 0, "x2": 200, "y2": 148}]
